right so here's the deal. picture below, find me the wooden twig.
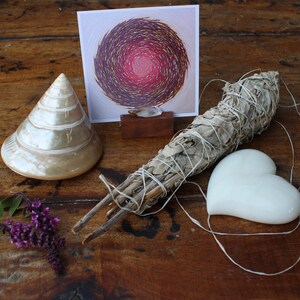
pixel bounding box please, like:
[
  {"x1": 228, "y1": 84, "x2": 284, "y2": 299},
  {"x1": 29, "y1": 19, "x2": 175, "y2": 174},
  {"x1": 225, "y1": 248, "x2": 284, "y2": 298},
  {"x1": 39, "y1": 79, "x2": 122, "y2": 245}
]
[{"x1": 82, "y1": 203, "x2": 133, "y2": 243}]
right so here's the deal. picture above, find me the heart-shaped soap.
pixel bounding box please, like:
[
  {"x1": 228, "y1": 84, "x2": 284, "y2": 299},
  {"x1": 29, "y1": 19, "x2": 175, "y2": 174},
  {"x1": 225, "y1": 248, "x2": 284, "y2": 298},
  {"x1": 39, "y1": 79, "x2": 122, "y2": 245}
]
[{"x1": 207, "y1": 149, "x2": 300, "y2": 224}]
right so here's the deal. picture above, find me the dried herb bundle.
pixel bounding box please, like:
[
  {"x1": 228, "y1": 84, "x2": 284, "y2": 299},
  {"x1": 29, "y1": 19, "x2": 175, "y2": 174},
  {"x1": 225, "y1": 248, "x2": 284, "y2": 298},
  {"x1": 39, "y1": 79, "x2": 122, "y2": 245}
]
[{"x1": 73, "y1": 71, "x2": 280, "y2": 243}]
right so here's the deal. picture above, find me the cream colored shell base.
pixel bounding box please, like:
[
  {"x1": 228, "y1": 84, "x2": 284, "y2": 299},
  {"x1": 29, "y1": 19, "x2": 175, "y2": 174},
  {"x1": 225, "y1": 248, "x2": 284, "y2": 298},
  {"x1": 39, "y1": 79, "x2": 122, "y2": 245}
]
[{"x1": 1, "y1": 73, "x2": 103, "y2": 180}]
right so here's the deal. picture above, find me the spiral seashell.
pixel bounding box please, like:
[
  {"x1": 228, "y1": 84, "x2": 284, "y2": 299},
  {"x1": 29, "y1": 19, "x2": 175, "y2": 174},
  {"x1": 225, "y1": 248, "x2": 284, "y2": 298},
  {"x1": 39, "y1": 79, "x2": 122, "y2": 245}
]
[{"x1": 1, "y1": 73, "x2": 103, "y2": 180}]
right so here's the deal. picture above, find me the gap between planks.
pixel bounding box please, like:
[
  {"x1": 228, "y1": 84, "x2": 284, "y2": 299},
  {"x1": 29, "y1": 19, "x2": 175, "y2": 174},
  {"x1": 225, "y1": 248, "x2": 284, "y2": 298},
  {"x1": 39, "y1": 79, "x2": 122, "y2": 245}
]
[
  {"x1": 1, "y1": 31, "x2": 299, "y2": 42},
  {"x1": 43, "y1": 194, "x2": 205, "y2": 206}
]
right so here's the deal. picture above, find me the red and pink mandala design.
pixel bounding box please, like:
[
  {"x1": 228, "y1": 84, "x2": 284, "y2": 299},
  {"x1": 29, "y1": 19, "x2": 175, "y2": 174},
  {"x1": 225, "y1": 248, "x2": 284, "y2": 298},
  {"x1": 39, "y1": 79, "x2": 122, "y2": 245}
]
[{"x1": 94, "y1": 18, "x2": 189, "y2": 108}]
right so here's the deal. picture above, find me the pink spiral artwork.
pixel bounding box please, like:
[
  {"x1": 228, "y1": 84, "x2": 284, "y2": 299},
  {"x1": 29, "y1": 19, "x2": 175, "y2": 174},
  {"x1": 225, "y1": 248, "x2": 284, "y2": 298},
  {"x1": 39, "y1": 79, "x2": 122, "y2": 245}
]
[{"x1": 94, "y1": 18, "x2": 189, "y2": 109}]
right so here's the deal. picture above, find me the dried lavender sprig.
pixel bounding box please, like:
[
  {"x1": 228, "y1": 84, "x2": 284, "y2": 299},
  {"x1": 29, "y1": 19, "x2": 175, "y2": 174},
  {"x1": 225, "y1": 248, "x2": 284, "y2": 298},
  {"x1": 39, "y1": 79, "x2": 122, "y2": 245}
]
[{"x1": 0, "y1": 197, "x2": 65, "y2": 274}]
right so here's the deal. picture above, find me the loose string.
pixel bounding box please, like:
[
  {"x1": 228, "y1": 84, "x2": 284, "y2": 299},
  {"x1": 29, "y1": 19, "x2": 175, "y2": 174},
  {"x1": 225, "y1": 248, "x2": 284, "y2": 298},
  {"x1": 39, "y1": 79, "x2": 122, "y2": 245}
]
[
  {"x1": 274, "y1": 120, "x2": 295, "y2": 184},
  {"x1": 176, "y1": 181, "x2": 300, "y2": 237},
  {"x1": 207, "y1": 215, "x2": 300, "y2": 276},
  {"x1": 176, "y1": 183, "x2": 300, "y2": 276},
  {"x1": 278, "y1": 75, "x2": 300, "y2": 116}
]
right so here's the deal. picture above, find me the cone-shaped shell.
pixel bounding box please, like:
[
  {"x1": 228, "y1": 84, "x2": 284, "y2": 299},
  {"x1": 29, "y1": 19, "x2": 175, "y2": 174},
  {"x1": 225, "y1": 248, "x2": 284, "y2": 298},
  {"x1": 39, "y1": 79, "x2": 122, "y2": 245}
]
[{"x1": 1, "y1": 74, "x2": 103, "y2": 180}]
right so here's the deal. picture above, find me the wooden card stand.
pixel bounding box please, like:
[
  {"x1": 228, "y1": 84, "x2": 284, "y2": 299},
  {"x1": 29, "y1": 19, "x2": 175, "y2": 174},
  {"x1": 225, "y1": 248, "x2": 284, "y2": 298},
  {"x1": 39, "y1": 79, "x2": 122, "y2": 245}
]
[{"x1": 120, "y1": 111, "x2": 174, "y2": 139}]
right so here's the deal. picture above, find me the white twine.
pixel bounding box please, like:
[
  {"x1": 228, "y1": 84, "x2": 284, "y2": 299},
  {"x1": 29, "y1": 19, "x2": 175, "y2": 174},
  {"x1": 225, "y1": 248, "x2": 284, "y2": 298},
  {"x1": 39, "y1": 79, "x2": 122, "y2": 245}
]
[
  {"x1": 176, "y1": 182, "x2": 300, "y2": 237},
  {"x1": 207, "y1": 215, "x2": 300, "y2": 276},
  {"x1": 174, "y1": 73, "x2": 299, "y2": 276},
  {"x1": 278, "y1": 76, "x2": 300, "y2": 116},
  {"x1": 99, "y1": 71, "x2": 299, "y2": 276},
  {"x1": 176, "y1": 181, "x2": 300, "y2": 276}
]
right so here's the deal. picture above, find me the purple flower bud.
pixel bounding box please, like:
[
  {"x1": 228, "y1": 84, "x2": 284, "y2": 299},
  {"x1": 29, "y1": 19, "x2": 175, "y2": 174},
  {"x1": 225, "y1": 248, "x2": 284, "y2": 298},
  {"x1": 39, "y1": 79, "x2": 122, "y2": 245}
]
[{"x1": 32, "y1": 200, "x2": 42, "y2": 208}]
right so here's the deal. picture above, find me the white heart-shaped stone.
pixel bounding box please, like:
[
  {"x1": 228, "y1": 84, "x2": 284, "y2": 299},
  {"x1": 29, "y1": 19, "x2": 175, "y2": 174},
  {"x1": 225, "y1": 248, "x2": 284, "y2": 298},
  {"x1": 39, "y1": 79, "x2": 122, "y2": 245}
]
[{"x1": 207, "y1": 149, "x2": 300, "y2": 224}]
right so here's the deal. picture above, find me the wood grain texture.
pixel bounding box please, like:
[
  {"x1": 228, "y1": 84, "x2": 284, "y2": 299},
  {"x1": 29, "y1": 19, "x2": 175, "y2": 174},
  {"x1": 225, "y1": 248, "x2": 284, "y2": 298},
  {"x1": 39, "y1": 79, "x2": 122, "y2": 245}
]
[
  {"x1": 0, "y1": 0, "x2": 299, "y2": 38},
  {"x1": 0, "y1": 1, "x2": 300, "y2": 299},
  {"x1": 120, "y1": 112, "x2": 174, "y2": 138}
]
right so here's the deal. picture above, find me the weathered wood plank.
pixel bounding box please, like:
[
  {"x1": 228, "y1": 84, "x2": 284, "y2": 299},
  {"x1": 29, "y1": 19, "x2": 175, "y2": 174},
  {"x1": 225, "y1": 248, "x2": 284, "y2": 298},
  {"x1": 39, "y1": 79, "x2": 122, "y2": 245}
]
[
  {"x1": 0, "y1": 0, "x2": 299, "y2": 39},
  {"x1": 0, "y1": 200, "x2": 299, "y2": 299}
]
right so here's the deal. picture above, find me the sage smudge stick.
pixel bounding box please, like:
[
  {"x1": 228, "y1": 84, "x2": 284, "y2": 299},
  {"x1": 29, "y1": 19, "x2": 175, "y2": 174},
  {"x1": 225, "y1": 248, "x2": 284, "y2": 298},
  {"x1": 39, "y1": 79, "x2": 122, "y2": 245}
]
[{"x1": 73, "y1": 71, "x2": 280, "y2": 243}]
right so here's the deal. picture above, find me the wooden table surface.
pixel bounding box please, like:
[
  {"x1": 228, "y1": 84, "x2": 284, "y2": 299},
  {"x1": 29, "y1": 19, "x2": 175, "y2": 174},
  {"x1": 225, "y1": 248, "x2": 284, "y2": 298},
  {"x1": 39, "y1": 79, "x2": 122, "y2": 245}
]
[{"x1": 1, "y1": 1, "x2": 299, "y2": 299}]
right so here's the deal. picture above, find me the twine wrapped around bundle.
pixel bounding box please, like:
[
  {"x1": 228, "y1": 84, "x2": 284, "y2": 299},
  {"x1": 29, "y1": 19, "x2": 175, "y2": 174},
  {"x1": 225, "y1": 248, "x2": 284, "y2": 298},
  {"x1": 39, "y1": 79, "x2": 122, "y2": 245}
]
[{"x1": 73, "y1": 71, "x2": 280, "y2": 243}]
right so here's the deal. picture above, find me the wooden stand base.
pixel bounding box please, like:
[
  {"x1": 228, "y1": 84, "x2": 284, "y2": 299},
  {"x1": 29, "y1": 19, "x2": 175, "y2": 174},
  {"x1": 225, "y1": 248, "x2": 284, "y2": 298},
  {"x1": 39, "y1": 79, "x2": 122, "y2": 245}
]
[{"x1": 120, "y1": 112, "x2": 174, "y2": 139}]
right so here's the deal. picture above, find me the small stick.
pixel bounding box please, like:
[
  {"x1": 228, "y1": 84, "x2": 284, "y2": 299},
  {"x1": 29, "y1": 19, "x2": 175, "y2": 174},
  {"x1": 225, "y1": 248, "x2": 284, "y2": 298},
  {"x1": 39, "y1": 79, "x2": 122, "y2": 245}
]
[
  {"x1": 72, "y1": 176, "x2": 133, "y2": 233},
  {"x1": 106, "y1": 198, "x2": 130, "y2": 219},
  {"x1": 82, "y1": 204, "x2": 131, "y2": 243},
  {"x1": 72, "y1": 193, "x2": 113, "y2": 233}
]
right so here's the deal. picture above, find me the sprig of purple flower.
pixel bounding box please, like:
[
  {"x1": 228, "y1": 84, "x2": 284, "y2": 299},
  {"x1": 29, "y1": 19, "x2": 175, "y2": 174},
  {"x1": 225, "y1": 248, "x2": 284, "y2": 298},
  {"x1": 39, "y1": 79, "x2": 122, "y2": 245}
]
[{"x1": 0, "y1": 197, "x2": 65, "y2": 274}]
